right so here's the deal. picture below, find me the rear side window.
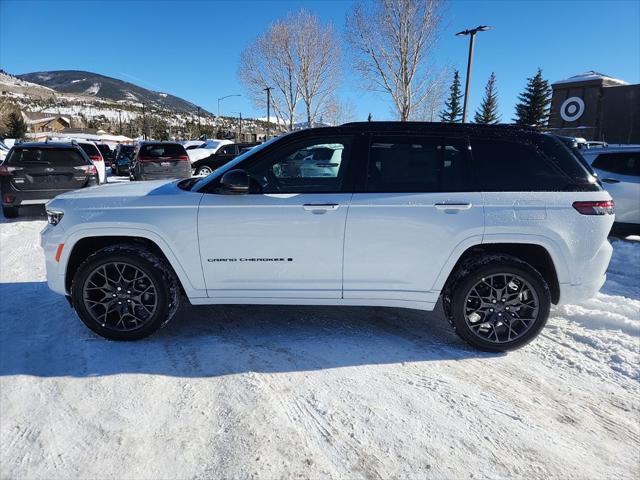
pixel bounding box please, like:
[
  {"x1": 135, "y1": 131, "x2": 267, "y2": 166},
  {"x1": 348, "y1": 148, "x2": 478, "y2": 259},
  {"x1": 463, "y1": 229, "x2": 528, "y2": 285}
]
[
  {"x1": 219, "y1": 145, "x2": 236, "y2": 155},
  {"x1": 117, "y1": 146, "x2": 134, "y2": 158},
  {"x1": 79, "y1": 143, "x2": 100, "y2": 157},
  {"x1": 366, "y1": 136, "x2": 469, "y2": 193},
  {"x1": 139, "y1": 144, "x2": 186, "y2": 158},
  {"x1": 8, "y1": 148, "x2": 89, "y2": 166},
  {"x1": 592, "y1": 152, "x2": 640, "y2": 177},
  {"x1": 471, "y1": 138, "x2": 571, "y2": 191}
]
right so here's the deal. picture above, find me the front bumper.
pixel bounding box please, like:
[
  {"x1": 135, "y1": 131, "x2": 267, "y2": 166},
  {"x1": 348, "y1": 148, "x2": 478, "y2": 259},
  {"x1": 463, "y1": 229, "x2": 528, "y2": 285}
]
[{"x1": 40, "y1": 222, "x2": 68, "y2": 296}]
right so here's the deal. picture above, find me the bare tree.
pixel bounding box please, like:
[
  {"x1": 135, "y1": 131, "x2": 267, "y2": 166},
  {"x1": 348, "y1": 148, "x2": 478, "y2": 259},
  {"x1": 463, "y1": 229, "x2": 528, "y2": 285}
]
[
  {"x1": 322, "y1": 96, "x2": 357, "y2": 126},
  {"x1": 239, "y1": 9, "x2": 340, "y2": 130},
  {"x1": 292, "y1": 10, "x2": 341, "y2": 127},
  {"x1": 239, "y1": 21, "x2": 299, "y2": 131},
  {"x1": 346, "y1": 0, "x2": 443, "y2": 121}
]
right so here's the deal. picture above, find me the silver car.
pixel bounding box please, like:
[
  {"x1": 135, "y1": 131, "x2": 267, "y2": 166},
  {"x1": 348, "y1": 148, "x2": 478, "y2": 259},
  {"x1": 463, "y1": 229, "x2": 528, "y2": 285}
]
[{"x1": 582, "y1": 146, "x2": 640, "y2": 234}]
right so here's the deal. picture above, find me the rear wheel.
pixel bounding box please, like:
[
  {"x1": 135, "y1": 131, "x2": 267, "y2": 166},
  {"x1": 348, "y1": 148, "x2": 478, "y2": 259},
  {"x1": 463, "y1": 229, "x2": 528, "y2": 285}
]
[
  {"x1": 447, "y1": 255, "x2": 550, "y2": 352},
  {"x1": 195, "y1": 165, "x2": 213, "y2": 177},
  {"x1": 71, "y1": 244, "x2": 180, "y2": 340},
  {"x1": 2, "y1": 205, "x2": 18, "y2": 218}
]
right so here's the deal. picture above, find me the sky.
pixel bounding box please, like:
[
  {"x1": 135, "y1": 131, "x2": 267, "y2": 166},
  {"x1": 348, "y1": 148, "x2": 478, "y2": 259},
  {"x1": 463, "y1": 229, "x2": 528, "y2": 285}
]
[{"x1": 1, "y1": 0, "x2": 638, "y2": 123}]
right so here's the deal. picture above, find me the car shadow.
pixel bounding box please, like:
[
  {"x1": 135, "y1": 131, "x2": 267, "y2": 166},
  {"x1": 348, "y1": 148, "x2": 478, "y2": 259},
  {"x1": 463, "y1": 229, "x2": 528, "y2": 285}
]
[{"x1": 0, "y1": 282, "x2": 499, "y2": 378}]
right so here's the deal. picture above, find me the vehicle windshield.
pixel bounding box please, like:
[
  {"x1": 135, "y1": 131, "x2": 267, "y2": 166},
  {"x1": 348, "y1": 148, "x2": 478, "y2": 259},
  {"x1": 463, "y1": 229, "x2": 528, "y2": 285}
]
[{"x1": 191, "y1": 136, "x2": 282, "y2": 192}]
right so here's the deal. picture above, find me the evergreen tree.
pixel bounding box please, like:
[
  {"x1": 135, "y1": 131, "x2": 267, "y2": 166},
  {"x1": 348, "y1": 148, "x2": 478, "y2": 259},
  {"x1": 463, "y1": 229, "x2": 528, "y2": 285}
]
[
  {"x1": 4, "y1": 111, "x2": 27, "y2": 139},
  {"x1": 474, "y1": 72, "x2": 500, "y2": 124},
  {"x1": 513, "y1": 68, "x2": 552, "y2": 128},
  {"x1": 439, "y1": 70, "x2": 463, "y2": 123}
]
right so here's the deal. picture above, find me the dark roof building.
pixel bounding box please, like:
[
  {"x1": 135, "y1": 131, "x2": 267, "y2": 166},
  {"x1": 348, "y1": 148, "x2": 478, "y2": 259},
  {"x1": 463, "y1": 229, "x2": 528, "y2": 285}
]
[{"x1": 548, "y1": 71, "x2": 640, "y2": 144}]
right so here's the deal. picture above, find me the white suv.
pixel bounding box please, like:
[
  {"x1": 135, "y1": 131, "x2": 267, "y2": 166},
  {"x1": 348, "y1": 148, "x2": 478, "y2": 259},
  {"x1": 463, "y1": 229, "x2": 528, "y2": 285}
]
[{"x1": 41, "y1": 123, "x2": 614, "y2": 351}]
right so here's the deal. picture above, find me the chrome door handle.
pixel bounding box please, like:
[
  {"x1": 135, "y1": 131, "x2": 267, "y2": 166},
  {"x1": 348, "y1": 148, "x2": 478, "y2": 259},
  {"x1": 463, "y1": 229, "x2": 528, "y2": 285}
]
[
  {"x1": 303, "y1": 203, "x2": 339, "y2": 212},
  {"x1": 435, "y1": 202, "x2": 472, "y2": 210}
]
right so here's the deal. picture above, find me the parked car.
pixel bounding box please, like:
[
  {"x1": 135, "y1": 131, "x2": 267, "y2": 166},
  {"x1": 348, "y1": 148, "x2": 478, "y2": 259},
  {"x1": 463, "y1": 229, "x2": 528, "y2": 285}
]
[
  {"x1": 1, "y1": 142, "x2": 98, "y2": 218},
  {"x1": 129, "y1": 142, "x2": 191, "y2": 181},
  {"x1": 95, "y1": 143, "x2": 114, "y2": 169},
  {"x1": 41, "y1": 122, "x2": 613, "y2": 351},
  {"x1": 581, "y1": 146, "x2": 639, "y2": 234},
  {"x1": 192, "y1": 142, "x2": 259, "y2": 176},
  {"x1": 112, "y1": 144, "x2": 135, "y2": 176},
  {"x1": 0, "y1": 139, "x2": 9, "y2": 162},
  {"x1": 185, "y1": 139, "x2": 233, "y2": 164},
  {"x1": 77, "y1": 141, "x2": 106, "y2": 184}
]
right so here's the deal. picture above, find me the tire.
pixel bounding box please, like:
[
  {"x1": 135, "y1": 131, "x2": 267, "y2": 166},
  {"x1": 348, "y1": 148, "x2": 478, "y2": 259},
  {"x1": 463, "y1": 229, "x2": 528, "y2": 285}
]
[
  {"x1": 70, "y1": 244, "x2": 180, "y2": 340},
  {"x1": 446, "y1": 254, "x2": 551, "y2": 352},
  {"x1": 2, "y1": 205, "x2": 18, "y2": 218},
  {"x1": 195, "y1": 165, "x2": 213, "y2": 177}
]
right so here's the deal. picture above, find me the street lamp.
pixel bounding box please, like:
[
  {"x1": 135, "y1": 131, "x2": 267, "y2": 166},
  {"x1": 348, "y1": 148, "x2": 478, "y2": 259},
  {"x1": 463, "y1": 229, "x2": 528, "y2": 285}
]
[
  {"x1": 217, "y1": 94, "x2": 241, "y2": 117},
  {"x1": 455, "y1": 25, "x2": 493, "y2": 123}
]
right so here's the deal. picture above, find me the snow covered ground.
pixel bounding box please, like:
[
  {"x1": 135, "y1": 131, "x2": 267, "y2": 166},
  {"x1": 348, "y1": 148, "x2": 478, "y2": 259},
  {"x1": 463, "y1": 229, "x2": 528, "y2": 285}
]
[{"x1": 0, "y1": 201, "x2": 638, "y2": 479}]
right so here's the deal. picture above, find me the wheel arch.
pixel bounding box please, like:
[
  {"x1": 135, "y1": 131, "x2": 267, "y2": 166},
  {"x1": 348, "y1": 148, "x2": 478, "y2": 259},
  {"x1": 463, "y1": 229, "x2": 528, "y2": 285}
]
[
  {"x1": 63, "y1": 232, "x2": 202, "y2": 298},
  {"x1": 440, "y1": 242, "x2": 562, "y2": 305}
]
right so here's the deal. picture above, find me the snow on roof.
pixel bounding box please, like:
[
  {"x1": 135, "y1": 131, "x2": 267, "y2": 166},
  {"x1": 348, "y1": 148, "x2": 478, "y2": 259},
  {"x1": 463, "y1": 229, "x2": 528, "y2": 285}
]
[{"x1": 553, "y1": 71, "x2": 629, "y2": 86}]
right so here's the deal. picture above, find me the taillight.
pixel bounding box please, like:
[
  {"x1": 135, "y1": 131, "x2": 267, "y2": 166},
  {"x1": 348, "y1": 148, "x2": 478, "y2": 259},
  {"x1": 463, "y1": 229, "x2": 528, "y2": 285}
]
[
  {"x1": 138, "y1": 156, "x2": 154, "y2": 163},
  {"x1": 0, "y1": 165, "x2": 23, "y2": 176},
  {"x1": 90, "y1": 155, "x2": 103, "y2": 162},
  {"x1": 74, "y1": 165, "x2": 98, "y2": 175},
  {"x1": 572, "y1": 200, "x2": 615, "y2": 215},
  {"x1": 177, "y1": 155, "x2": 189, "y2": 161}
]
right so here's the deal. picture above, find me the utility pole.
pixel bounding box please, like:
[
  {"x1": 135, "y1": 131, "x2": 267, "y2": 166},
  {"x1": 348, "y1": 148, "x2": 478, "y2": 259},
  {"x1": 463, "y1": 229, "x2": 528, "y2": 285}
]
[
  {"x1": 142, "y1": 103, "x2": 147, "y2": 140},
  {"x1": 263, "y1": 86, "x2": 273, "y2": 141},
  {"x1": 455, "y1": 25, "x2": 493, "y2": 123},
  {"x1": 118, "y1": 110, "x2": 122, "y2": 135},
  {"x1": 233, "y1": 112, "x2": 242, "y2": 141},
  {"x1": 196, "y1": 106, "x2": 201, "y2": 138}
]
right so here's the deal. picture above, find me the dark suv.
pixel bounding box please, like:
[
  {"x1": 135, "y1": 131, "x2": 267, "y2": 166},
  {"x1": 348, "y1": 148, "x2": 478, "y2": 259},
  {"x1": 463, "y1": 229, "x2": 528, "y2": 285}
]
[
  {"x1": 129, "y1": 142, "x2": 191, "y2": 181},
  {"x1": 192, "y1": 142, "x2": 259, "y2": 176},
  {"x1": 112, "y1": 144, "x2": 135, "y2": 176},
  {"x1": 0, "y1": 142, "x2": 98, "y2": 218}
]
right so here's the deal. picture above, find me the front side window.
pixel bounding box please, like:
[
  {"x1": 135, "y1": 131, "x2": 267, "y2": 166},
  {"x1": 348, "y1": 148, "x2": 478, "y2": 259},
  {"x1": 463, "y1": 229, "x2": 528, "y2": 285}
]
[
  {"x1": 246, "y1": 137, "x2": 352, "y2": 193},
  {"x1": 592, "y1": 152, "x2": 640, "y2": 177},
  {"x1": 366, "y1": 136, "x2": 469, "y2": 192}
]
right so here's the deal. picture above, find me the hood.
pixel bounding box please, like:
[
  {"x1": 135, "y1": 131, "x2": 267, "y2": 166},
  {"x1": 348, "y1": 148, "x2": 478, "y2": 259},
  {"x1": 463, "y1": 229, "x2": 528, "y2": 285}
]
[{"x1": 52, "y1": 179, "x2": 177, "y2": 200}]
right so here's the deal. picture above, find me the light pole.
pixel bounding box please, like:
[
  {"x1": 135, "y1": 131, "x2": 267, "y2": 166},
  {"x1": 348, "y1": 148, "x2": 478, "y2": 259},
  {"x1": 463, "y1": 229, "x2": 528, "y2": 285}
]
[
  {"x1": 263, "y1": 86, "x2": 273, "y2": 141},
  {"x1": 217, "y1": 94, "x2": 241, "y2": 117},
  {"x1": 233, "y1": 112, "x2": 243, "y2": 140},
  {"x1": 455, "y1": 25, "x2": 492, "y2": 123}
]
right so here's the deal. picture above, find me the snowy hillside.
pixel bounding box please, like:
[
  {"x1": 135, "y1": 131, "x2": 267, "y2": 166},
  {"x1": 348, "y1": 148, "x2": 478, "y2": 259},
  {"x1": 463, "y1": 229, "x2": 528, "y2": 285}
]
[
  {"x1": 18, "y1": 70, "x2": 205, "y2": 114},
  {"x1": 0, "y1": 200, "x2": 638, "y2": 479}
]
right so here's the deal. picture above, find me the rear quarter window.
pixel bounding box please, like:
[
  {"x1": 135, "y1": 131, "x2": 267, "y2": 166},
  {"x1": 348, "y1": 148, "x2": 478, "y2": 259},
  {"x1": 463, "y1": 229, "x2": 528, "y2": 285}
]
[
  {"x1": 592, "y1": 152, "x2": 640, "y2": 177},
  {"x1": 79, "y1": 143, "x2": 100, "y2": 157},
  {"x1": 470, "y1": 137, "x2": 596, "y2": 191}
]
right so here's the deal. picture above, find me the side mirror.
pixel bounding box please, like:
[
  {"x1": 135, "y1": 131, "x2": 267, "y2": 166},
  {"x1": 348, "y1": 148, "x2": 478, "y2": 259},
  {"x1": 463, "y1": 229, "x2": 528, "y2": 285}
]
[{"x1": 218, "y1": 169, "x2": 249, "y2": 194}]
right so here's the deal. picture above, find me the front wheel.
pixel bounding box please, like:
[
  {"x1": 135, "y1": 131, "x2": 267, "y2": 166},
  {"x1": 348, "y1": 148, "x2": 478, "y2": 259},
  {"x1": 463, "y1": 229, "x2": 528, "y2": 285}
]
[
  {"x1": 71, "y1": 244, "x2": 180, "y2": 340},
  {"x1": 448, "y1": 256, "x2": 550, "y2": 352}
]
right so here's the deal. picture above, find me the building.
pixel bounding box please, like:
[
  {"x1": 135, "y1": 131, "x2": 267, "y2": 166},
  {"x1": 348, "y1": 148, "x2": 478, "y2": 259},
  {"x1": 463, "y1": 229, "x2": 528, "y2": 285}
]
[
  {"x1": 21, "y1": 111, "x2": 70, "y2": 133},
  {"x1": 548, "y1": 71, "x2": 640, "y2": 144}
]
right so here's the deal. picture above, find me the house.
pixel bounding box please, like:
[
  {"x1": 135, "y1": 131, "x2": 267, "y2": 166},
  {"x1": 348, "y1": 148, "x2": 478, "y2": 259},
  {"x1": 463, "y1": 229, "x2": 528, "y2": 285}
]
[{"x1": 21, "y1": 111, "x2": 71, "y2": 133}]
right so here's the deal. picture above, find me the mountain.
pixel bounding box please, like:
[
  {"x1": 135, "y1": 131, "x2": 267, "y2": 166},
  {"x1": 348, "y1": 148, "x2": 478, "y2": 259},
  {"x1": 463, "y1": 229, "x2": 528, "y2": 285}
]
[{"x1": 17, "y1": 70, "x2": 206, "y2": 114}]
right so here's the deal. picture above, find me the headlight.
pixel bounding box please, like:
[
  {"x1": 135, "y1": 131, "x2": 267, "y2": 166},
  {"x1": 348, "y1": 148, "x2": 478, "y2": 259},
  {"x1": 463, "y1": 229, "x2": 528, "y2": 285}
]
[{"x1": 46, "y1": 209, "x2": 64, "y2": 225}]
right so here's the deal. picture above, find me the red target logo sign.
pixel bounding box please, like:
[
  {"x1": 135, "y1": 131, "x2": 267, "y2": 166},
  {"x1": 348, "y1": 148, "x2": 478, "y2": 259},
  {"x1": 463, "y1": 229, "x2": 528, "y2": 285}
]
[{"x1": 560, "y1": 97, "x2": 585, "y2": 122}]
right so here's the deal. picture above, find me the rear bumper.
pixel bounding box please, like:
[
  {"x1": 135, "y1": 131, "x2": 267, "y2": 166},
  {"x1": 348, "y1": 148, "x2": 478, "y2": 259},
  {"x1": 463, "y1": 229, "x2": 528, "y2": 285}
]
[
  {"x1": 557, "y1": 240, "x2": 612, "y2": 305},
  {"x1": 1, "y1": 179, "x2": 96, "y2": 206}
]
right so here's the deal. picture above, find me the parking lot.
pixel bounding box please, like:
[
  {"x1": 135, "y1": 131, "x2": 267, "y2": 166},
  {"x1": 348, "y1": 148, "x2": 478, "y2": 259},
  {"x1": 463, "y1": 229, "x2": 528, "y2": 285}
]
[{"x1": 1, "y1": 179, "x2": 638, "y2": 479}]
